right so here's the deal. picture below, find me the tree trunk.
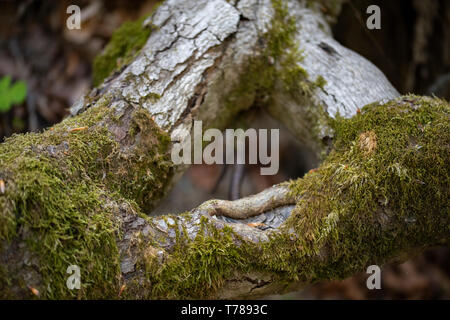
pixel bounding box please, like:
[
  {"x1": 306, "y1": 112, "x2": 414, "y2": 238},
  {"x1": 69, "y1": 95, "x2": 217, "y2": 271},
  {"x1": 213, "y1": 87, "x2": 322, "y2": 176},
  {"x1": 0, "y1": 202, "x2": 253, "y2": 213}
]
[{"x1": 0, "y1": 0, "x2": 448, "y2": 299}]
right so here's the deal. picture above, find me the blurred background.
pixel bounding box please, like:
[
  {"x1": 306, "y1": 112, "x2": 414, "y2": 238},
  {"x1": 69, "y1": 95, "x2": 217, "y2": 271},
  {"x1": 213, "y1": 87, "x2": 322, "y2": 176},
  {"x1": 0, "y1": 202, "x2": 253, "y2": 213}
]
[{"x1": 0, "y1": 0, "x2": 448, "y2": 299}]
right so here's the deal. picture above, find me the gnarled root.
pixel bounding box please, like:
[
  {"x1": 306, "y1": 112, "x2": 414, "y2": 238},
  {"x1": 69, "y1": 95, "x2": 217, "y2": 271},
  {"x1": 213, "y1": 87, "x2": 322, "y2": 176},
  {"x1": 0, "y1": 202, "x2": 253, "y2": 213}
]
[{"x1": 193, "y1": 184, "x2": 295, "y2": 219}]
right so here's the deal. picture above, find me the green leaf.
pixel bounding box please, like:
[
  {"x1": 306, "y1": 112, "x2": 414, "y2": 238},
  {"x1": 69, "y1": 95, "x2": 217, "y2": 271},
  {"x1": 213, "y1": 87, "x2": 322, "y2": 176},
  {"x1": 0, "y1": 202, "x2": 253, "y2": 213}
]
[
  {"x1": 0, "y1": 76, "x2": 27, "y2": 113},
  {"x1": 0, "y1": 95, "x2": 11, "y2": 112},
  {"x1": 0, "y1": 75, "x2": 11, "y2": 93},
  {"x1": 9, "y1": 81, "x2": 27, "y2": 104}
]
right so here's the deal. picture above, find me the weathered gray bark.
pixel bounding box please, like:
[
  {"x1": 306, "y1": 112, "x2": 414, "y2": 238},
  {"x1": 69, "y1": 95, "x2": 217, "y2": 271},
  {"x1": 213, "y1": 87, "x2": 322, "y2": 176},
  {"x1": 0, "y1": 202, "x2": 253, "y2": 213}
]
[{"x1": 0, "y1": 0, "x2": 447, "y2": 299}]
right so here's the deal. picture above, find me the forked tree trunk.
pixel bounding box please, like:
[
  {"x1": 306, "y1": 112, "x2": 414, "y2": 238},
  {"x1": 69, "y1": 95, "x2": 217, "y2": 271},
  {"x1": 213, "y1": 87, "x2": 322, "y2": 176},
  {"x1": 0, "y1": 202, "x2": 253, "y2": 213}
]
[{"x1": 0, "y1": 0, "x2": 448, "y2": 299}]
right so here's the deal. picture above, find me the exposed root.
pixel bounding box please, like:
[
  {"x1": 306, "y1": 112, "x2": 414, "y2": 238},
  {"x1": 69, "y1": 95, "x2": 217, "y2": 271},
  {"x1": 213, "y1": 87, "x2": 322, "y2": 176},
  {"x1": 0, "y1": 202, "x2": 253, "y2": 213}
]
[{"x1": 194, "y1": 184, "x2": 296, "y2": 219}]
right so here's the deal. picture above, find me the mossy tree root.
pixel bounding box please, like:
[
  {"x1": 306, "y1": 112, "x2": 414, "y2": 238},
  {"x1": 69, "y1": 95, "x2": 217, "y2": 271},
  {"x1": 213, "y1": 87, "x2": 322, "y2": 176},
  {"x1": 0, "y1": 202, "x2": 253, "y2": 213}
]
[
  {"x1": 0, "y1": 0, "x2": 448, "y2": 299},
  {"x1": 0, "y1": 95, "x2": 447, "y2": 299},
  {"x1": 131, "y1": 95, "x2": 449, "y2": 299}
]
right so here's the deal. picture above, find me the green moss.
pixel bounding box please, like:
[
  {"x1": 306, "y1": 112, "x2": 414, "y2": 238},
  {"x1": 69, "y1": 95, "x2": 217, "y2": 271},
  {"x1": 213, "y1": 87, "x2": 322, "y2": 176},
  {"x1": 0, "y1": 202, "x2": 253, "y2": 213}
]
[
  {"x1": 215, "y1": 0, "x2": 316, "y2": 128},
  {"x1": 0, "y1": 1, "x2": 447, "y2": 298},
  {"x1": 1, "y1": 94, "x2": 445, "y2": 299},
  {"x1": 314, "y1": 75, "x2": 327, "y2": 89},
  {"x1": 0, "y1": 109, "x2": 121, "y2": 298},
  {"x1": 266, "y1": 0, "x2": 309, "y2": 92},
  {"x1": 140, "y1": 216, "x2": 247, "y2": 299},
  {"x1": 0, "y1": 102, "x2": 172, "y2": 298},
  {"x1": 148, "y1": 93, "x2": 161, "y2": 102},
  {"x1": 92, "y1": 14, "x2": 155, "y2": 86},
  {"x1": 133, "y1": 96, "x2": 448, "y2": 299},
  {"x1": 104, "y1": 107, "x2": 173, "y2": 210},
  {"x1": 283, "y1": 95, "x2": 449, "y2": 280}
]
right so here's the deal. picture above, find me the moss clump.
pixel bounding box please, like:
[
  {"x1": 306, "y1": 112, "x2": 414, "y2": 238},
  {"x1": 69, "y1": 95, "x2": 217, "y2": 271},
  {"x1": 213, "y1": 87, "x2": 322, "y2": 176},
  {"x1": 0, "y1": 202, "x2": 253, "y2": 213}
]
[
  {"x1": 252, "y1": 95, "x2": 448, "y2": 284},
  {"x1": 215, "y1": 0, "x2": 314, "y2": 128},
  {"x1": 0, "y1": 102, "x2": 172, "y2": 298},
  {"x1": 0, "y1": 107, "x2": 121, "y2": 298},
  {"x1": 103, "y1": 107, "x2": 172, "y2": 210},
  {"x1": 282, "y1": 95, "x2": 449, "y2": 280},
  {"x1": 142, "y1": 216, "x2": 246, "y2": 299},
  {"x1": 314, "y1": 75, "x2": 327, "y2": 89},
  {"x1": 92, "y1": 14, "x2": 154, "y2": 86},
  {"x1": 266, "y1": 0, "x2": 309, "y2": 93}
]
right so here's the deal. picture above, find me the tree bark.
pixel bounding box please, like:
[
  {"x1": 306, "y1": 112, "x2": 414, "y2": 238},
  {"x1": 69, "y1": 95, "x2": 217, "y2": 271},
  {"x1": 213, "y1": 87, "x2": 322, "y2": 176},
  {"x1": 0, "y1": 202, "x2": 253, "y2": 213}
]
[{"x1": 0, "y1": 0, "x2": 448, "y2": 299}]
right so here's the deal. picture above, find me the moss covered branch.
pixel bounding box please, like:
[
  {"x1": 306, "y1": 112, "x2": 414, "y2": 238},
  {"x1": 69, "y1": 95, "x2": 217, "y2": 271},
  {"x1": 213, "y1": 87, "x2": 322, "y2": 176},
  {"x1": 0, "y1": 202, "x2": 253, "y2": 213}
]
[
  {"x1": 1, "y1": 95, "x2": 447, "y2": 299},
  {"x1": 125, "y1": 95, "x2": 448, "y2": 299},
  {"x1": 0, "y1": 0, "x2": 447, "y2": 299}
]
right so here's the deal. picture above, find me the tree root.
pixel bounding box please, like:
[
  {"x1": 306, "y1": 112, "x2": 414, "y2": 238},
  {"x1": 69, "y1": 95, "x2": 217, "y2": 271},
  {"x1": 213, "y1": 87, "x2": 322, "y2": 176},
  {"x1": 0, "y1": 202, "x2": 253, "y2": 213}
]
[{"x1": 194, "y1": 184, "x2": 296, "y2": 219}]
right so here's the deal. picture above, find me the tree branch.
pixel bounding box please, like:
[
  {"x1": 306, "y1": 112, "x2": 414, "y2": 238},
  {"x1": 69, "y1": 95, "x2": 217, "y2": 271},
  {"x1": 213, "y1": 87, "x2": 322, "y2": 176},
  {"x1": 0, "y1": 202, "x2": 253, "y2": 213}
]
[{"x1": 0, "y1": 0, "x2": 447, "y2": 299}]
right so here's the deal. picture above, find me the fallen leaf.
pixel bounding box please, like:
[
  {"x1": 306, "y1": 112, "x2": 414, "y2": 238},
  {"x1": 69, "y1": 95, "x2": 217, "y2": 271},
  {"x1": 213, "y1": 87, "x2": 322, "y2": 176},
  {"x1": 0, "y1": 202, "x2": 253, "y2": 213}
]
[
  {"x1": 28, "y1": 285, "x2": 39, "y2": 297},
  {"x1": 359, "y1": 130, "x2": 377, "y2": 155}
]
